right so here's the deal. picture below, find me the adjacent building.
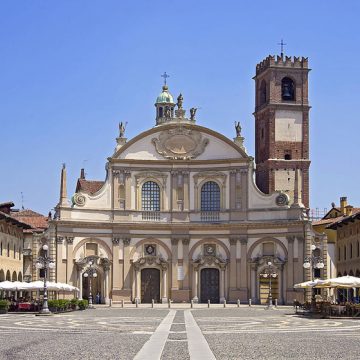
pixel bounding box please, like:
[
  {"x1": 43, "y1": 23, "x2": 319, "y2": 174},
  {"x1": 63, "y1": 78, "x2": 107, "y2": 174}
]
[{"x1": 0, "y1": 202, "x2": 30, "y2": 285}]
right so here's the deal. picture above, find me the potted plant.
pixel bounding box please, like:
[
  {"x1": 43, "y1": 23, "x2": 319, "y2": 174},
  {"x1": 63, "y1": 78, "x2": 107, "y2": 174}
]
[{"x1": 0, "y1": 300, "x2": 10, "y2": 314}]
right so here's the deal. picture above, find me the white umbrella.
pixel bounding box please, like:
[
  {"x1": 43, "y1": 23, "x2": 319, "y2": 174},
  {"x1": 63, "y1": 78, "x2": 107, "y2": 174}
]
[
  {"x1": 294, "y1": 279, "x2": 328, "y2": 289},
  {"x1": 0, "y1": 281, "x2": 16, "y2": 290},
  {"x1": 322, "y1": 275, "x2": 360, "y2": 288}
]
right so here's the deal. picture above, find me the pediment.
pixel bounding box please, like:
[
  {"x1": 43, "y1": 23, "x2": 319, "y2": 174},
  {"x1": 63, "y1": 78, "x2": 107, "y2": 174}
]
[{"x1": 112, "y1": 123, "x2": 249, "y2": 161}]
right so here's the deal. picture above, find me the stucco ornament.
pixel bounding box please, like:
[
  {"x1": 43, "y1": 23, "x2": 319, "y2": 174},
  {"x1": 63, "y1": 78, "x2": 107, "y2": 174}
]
[
  {"x1": 152, "y1": 127, "x2": 209, "y2": 159},
  {"x1": 275, "y1": 193, "x2": 289, "y2": 206},
  {"x1": 72, "y1": 193, "x2": 86, "y2": 207}
]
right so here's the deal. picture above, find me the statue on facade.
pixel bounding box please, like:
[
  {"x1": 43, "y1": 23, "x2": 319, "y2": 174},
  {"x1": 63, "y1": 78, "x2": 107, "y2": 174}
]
[
  {"x1": 177, "y1": 93, "x2": 183, "y2": 109},
  {"x1": 190, "y1": 107, "x2": 197, "y2": 121},
  {"x1": 119, "y1": 122, "x2": 127, "y2": 138},
  {"x1": 235, "y1": 121, "x2": 242, "y2": 137},
  {"x1": 165, "y1": 106, "x2": 171, "y2": 118}
]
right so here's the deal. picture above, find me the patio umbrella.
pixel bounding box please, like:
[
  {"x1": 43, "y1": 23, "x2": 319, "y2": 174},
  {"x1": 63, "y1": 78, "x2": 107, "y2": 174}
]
[
  {"x1": 321, "y1": 275, "x2": 360, "y2": 288},
  {"x1": 294, "y1": 279, "x2": 328, "y2": 289}
]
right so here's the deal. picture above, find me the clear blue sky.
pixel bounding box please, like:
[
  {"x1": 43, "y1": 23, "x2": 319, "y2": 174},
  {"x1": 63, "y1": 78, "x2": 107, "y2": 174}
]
[{"x1": 1, "y1": 0, "x2": 359, "y2": 215}]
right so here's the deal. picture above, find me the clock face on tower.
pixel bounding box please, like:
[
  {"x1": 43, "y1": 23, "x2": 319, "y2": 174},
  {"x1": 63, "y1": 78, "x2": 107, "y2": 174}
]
[{"x1": 145, "y1": 244, "x2": 156, "y2": 256}]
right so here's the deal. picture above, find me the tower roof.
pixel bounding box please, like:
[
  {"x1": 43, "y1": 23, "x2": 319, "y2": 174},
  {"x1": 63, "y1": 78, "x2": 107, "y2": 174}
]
[{"x1": 156, "y1": 85, "x2": 174, "y2": 104}]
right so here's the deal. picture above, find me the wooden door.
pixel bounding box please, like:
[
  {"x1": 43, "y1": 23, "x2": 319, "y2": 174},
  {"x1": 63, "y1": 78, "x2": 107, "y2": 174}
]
[
  {"x1": 259, "y1": 277, "x2": 279, "y2": 305},
  {"x1": 200, "y1": 268, "x2": 220, "y2": 303},
  {"x1": 141, "y1": 268, "x2": 160, "y2": 303}
]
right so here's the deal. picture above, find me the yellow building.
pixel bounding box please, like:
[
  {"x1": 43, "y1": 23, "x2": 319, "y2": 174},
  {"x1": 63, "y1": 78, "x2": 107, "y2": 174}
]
[
  {"x1": 0, "y1": 202, "x2": 30, "y2": 286},
  {"x1": 313, "y1": 197, "x2": 359, "y2": 279}
]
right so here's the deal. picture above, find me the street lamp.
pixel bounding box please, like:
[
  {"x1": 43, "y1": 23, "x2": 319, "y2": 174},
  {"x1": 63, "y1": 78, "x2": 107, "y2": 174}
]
[
  {"x1": 83, "y1": 260, "x2": 97, "y2": 308},
  {"x1": 35, "y1": 243, "x2": 56, "y2": 314},
  {"x1": 303, "y1": 244, "x2": 324, "y2": 305},
  {"x1": 260, "y1": 261, "x2": 278, "y2": 309}
]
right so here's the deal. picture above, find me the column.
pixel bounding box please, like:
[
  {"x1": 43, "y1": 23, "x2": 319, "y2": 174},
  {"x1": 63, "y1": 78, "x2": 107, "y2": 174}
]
[
  {"x1": 79, "y1": 271, "x2": 83, "y2": 300},
  {"x1": 286, "y1": 236, "x2": 294, "y2": 289},
  {"x1": 134, "y1": 268, "x2": 140, "y2": 302},
  {"x1": 171, "y1": 171, "x2": 177, "y2": 211},
  {"x1": 66, "y1": 237, "x2": 74, "y2": 285},
  {"x1": 182, "y1": 238, "x2": 190, "y2": 289},
  {"x1": 240, "y1": 237, "x2": 248, "y2": 290},
  {"x1": 229, "y1": 171, "x2": 236, "y2": 209},
  {"x1": 105, "y1": 268, "x2": 110, "y2": 304},
  {"x1": 162, "y1": 267, "x2": 168, "y2": 303},
  {"x1": 240, "y1": 169, "x2": 248, "y2": 211},
  {"x1": 229, "y1": 237, "x2": 237, "y2": 289},
  {"x1": 171, "y1": 238, "x2": 179, "y2": 291},
  {"x1": 56, "y1": 237, "x2": 65, "y2": 283},
  {"x1": 183, "y1": 172, "x2": 189, "y2": 211},
  {"x1": 192, "y1": 266, "x2": 199, "y2": 302},
  {"x1": 112, "y1": 238, "x2": 122, "y2": 289},
  {"x1": 220, "y1": 267, "x2": 226, "y2": 302},
  {"x1": 123, "y1": 238, "x2": 131, "y2": 289}
]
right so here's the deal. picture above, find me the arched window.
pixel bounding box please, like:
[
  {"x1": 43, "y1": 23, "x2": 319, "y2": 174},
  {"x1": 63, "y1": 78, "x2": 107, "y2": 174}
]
[
  {"x1": 0, "y1": 242, "x2": 2, "y2": 256},
  {"x1": 158, "y1": 107, "x2": 163, "y2": 118},
  {"x1": 13, "y1": 244, "x2": 16, "y2": 259},
  {"x1": 259, "y1": 80, "x2": 267, "y2": 105},
  {"x1": 344, "y1": 245, "x2": 347, "y2": 261},
  {"x1": 7, "y1": 243, "x2": 10, "y2": 257},
  {"x1": 357, "y1": 241, "x2": 360, "y2": 257},
  {"x1": 201, "y1": 181, "x2": 220, "y2": 211},
  {"x1": 350, "y1": 243, "x2": 353, "y2": 259},
  {"x1": 142, "y1": 181, "x2": 160, "y2": 211},
  {"x1": 281, "y1": 77, "x2": 295, "y2": 101}
]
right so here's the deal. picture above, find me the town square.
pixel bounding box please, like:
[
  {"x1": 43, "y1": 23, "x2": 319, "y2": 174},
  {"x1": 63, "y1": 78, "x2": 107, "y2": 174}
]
[{"x1": 1, "y1": 0, "x2": 360, "y2": 359}]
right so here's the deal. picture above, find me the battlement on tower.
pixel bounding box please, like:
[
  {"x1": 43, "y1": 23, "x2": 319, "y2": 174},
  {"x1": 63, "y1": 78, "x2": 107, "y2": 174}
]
[{"x1": 256, "y1": 55, "x2": 308, "y2": 75}]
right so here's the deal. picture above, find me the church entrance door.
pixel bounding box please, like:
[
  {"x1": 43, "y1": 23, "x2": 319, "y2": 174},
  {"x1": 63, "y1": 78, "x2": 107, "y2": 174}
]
[
  {"x1": 200, "y1": 268, "x2": 220, "y2": 303},
  {"x1": 259, "y1": 276, "x2": 279, "y2": 305},
  {"x1": 141, "y1": 268, "x2": 160, "y2": 303}
]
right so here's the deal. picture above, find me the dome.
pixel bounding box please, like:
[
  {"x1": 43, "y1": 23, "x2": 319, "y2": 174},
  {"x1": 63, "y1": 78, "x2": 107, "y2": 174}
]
[{"x1": 156, "y1": 85, "x2": 174, "y2": 104}]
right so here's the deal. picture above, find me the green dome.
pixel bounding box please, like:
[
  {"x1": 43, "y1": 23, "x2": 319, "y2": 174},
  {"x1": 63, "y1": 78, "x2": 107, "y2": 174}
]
[{"x1": 156, "y1": 85, "x2": 174, "y2": 104}]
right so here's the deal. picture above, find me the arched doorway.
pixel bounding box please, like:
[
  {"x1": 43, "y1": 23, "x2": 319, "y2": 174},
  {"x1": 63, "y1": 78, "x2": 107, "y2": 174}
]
[
  {"x1": 6, "y1": 270, "x2": 10, "y2": 281},
  {"x1": 0, "y1": 269, "x2": 4, "y2": 282},
  {"x1": 12, "y1": 271, "x2": 17, "y2": 282},
  {"x1": 200, "y1": 268, "x2": 220, "y2": 303},
  {"x1": 141, "y1": 268, "x2": 160, "y2": 303}
]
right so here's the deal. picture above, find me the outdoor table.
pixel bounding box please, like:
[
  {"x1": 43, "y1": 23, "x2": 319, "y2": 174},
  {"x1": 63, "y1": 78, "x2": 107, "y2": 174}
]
[{"x1": 18, "y1": 303, "x2": 31, "y2": 311}]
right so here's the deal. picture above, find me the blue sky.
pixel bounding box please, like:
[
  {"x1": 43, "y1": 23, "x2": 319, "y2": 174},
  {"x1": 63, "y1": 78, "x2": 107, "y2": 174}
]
[{"x1": 1, "y1": 0, "x2": 359, "y2": 215}]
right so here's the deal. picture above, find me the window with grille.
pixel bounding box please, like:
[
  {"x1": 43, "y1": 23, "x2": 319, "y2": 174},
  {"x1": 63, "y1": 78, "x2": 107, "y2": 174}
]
[
  {"x1": 142, "y1": 181, "x2": 160, "y2": 211},
  {"x1": 201, "y1": 181, "x2": 220, "y2": 211}
]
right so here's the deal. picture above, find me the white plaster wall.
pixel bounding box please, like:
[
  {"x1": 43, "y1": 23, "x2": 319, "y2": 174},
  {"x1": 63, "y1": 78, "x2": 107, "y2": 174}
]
[
  {"x1": 327, "y1": 243, "x2": 336, "y2": 279},
  {"x1": 275, "y1": 110, "x2": 303, "y2": 142}
]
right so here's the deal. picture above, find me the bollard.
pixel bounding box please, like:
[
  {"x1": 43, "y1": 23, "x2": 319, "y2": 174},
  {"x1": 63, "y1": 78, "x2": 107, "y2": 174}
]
[
  {"x1": 223, "y1": 299, "x2": 226, "y2": 308},
  {"x1": 109, "y1": 299, "x2": 112, "y2": 307},
  {"x1": 135, "y1": 299, "x2": 139, "y2": 308},
  {"x1": 191, "y1": 300, "x2": 194, "y2": 308},
  {"x1": 168, "y1": 299, "x2": 171, "y2": 308},
  {"x1": 237, "y1": 299, "x2": 240, "y2": 307},
  {"x1": 208, "y1": 300, "x2": 210, "y2": 308},
  {"x1": 151, "y1": 299, "x2": 154, "y2": 308},
  {"x1": 121, "y1": 299, "x2": 124, "y2": 308},
  {"x1": 275, "y1": 299, "x2": 278, "y2": 308},
  {"x1": 249, "y1": 299, "x2": 252, "y2": 307}
]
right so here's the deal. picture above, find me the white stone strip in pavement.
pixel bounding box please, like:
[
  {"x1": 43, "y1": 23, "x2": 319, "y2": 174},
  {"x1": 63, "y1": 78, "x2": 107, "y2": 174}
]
[
  {"x1": 184, "y1": 310, "x2": 216, "y2": 360},
  {"x1": 134, "y1": 310, "x2": 176, "y2": 360}
]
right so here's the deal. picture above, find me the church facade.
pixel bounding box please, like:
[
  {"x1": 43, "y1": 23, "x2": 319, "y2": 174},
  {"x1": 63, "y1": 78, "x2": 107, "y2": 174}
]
[{"x1": 51, "y1": 55, "x2": 325, "y2": 305}]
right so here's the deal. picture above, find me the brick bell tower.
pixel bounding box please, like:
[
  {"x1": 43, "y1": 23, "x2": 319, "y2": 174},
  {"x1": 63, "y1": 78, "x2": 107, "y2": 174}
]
[{"x1": 253, "y1": 55, "x2": 311, "y2": 208}]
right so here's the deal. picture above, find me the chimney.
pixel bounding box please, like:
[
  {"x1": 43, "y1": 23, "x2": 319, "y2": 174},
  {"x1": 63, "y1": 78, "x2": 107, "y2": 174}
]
[
  {"x1": 80, "y1": 168, "x2": 85, "y2": 179},
  {"x1": 345, "y1": 205, "x2": 353, "y2": 217},
  {"x1": 340, "y1": 196, "x2": 347, "y2": 215},
  {"x1": 59, "y1": 163, "x2": 68, "y2": 206}
]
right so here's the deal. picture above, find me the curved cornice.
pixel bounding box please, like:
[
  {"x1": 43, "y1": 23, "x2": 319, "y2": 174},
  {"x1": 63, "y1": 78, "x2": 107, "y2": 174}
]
[{"x1": 111, "y1": 122, "x2": 250, "y2": 160}]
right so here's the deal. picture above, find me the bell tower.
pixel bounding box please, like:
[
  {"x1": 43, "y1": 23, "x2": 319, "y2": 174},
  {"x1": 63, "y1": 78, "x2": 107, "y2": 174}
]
[{"x1": 253, "y1": 55, "x2": 311, "y2": 208}]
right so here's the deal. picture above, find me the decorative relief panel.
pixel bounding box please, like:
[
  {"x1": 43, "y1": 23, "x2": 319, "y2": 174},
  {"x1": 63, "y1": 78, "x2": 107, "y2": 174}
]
[{"x1": 152, "y1": 127, "x2": 209, "y2": 160}]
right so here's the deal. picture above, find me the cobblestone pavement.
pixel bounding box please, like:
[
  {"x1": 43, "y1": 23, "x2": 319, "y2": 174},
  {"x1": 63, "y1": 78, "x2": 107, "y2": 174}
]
[{"x1": 0, "y1": 306, "x2": 360, "y2": 359}]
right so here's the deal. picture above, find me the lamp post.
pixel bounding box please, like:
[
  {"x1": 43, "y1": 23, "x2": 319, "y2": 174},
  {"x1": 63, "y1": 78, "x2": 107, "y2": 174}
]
[
  {"x1": 35, "y1": 244, "x2": 55, "y2": 314},
  {"x1": 260, "y1": 261, "x2": 278, "y2": 309},
  {"x1": 303, "y1": 244, "x2": 324, "y2": 304},
  {"x1": 83, "y1": 260, "x2": 97, "y2": 308}
]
